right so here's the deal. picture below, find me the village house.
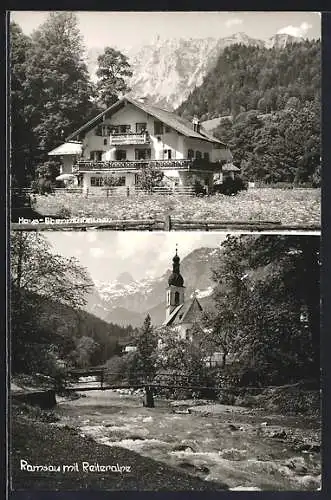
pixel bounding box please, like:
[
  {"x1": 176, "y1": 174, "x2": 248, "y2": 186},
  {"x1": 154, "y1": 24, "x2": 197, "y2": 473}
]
[{"x1": 48, "y1": 96, "x2": 235, "y2": 193}]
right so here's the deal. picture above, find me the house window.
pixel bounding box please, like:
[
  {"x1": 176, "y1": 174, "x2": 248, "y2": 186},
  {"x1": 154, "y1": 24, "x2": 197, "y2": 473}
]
[
  {"x1": 135, "y1": 148, "x2": 151, "y2": 160},
  {"x1": 90, "y1": 177, "x2": 103, "y2": 187},
  {"x1": 154, "y1": 121, "x2": 163, "y2": 135},
  {"x1": 195, "y1": 151, "x2": 202, "y2": 160},
  {"x1": 101, "y1": 125, "x2": 111, "y2": 136},
  {"x1": 112, "y1": 125, "x2": 131, "y2": 135},
  {"x1": 203, "y1": 152, "x2": 210, "y2": 161},
  {"x1": 90, "y1": 151, "x2": 103, "y2": 161},
  {"x1": 174, "y1": 291, "x2": 180, "y2": 305},
  {"x1": 104, "y1": 138, "x2": 108, "y2": 146},
  {"x1": 165, "y1": 125, "x2": 171, "y2": 133},
  {"x1": 115, "y1": 176, "x2": 126, "y2": 186},
  {"x1": 115, "y1": 149, "x2": 127, "y2": 161},
  {"x1": 188, "y1": 149, "x2": 194, "y2": 159},
  {"x1": 164, "y1": 149, "x2": 172, "y2": 160},
  {"x1": 136, "y1": 122, "x2": 147, "y2": 133}
]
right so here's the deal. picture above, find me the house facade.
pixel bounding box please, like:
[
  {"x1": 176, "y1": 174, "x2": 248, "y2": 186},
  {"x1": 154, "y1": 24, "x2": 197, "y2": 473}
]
[{"x1": 48, "y1": 96, "x2": 233, "y2": 193}]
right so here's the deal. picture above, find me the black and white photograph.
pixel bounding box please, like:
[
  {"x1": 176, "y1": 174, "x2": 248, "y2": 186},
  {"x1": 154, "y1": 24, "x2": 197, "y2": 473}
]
[
  {"x1": 8, "y1": 9, "x2": 323, "y2": 496},
  {"x1": 10, "y1": 11, "x2": 321, "y2": 230},
  {"x1": 10, "y1": 231, "x2": 321, "y2": 491}
]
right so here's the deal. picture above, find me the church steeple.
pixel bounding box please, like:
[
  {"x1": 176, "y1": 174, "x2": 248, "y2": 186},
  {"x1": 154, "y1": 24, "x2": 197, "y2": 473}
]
[
  {"x1": 168, "y1": 246, "x2": 184, "y2": 287},
  {"x1": 166, "y1": 246, "x2": 185, "y2": 320}
]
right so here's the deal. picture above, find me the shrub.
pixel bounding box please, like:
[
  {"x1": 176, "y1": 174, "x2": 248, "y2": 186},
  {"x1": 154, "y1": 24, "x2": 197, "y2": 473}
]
[
  {"x1": 214, "y1": 176, "x2": 247, "y2": 195},
  {"x1": 56, "y1": 206, "x2": 71, "y2": 218},
  {"x1": 193, "y1": 180, "x2": 207, "y2": 196},
  {"x1": 136, "y1": 165, "x2": 164, "y2": 192},
  {"x1": 31, "y1": 160, "x2": 61, "y2": 194},
  {"x1": 31, "y1": 178, "x2": 54, "y2": 195}
]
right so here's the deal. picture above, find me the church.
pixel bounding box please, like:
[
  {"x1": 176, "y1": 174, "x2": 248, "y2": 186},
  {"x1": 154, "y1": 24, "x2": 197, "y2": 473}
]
[{"x1": 162, "y1": 248, "x2": 204, "y2": 341}]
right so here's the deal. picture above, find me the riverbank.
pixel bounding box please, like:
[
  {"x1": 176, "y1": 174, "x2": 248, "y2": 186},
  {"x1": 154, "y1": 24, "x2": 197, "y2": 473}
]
[{"x1": 11, "y1": 412, "x2": 227, "y2": 491}]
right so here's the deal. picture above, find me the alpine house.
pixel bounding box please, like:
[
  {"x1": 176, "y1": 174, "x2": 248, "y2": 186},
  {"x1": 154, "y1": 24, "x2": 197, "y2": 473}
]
[{"x1": 48, "y1": 96, "x2": 233, "y2": 193}]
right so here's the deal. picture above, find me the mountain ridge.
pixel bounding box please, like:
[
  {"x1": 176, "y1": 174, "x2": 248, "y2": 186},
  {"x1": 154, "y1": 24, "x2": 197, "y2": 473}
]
[
  {"x1": 86, "y1": 32, "x2": 306, "y2": 110},
  {"x1": 84, "y1": 247, "x2": 222, "y2": 327}
]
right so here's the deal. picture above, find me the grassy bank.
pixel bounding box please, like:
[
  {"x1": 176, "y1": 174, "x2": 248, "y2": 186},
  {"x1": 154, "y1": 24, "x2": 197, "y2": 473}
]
[
  {"x1": 11, "y1": 411, "x2": 227, "y2": 491},
  {"x1": 34, "y1": 188, "x2": 320, "y2": 226}
]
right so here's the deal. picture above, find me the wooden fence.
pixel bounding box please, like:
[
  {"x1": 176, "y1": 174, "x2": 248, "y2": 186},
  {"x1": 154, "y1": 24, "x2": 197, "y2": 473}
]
[
  {"x1": 51, "y1": 186, "x2": 196, "y2": 197},
  {"x1": 11, "y1": 214, "x2": 320, "y2": 232}
]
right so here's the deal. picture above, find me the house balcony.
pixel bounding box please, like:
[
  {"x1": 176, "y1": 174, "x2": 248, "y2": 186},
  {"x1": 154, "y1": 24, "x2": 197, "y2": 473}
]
[
  {"x1": 73, "y1": 159, "x2": 224, "y2": 173},
  {"x1": 109, "y1": 132, "x2": 150, "y2": 146}
]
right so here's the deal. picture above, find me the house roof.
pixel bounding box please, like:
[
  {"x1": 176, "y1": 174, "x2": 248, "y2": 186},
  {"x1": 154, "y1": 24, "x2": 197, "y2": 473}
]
[
  {"x1": 48, "y1": 141, "x2": 83, "y2": 156},
  {"x1": 222, "y1": 163, "x2": 241, "y2": 172},
  {"x1": 66, "y1": 96, "x2": 226, "y2": 146},
  {"x1": 163, "y1": 297, "x2": 203, "y2": 327}
]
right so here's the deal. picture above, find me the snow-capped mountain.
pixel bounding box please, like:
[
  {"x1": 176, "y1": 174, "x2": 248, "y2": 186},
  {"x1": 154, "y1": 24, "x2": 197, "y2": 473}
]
[
  {"x1": 86, "y1": 32, "x2": 302, "y2": 110},
  {"x1": 84, "y1": 247, "x2": 222, "y2": 327}
]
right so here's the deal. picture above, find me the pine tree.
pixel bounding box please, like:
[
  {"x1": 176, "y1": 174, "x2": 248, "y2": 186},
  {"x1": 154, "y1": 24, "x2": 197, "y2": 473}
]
[{"x1": 129, "y1": 314, "x2": 157, "y2": 384}]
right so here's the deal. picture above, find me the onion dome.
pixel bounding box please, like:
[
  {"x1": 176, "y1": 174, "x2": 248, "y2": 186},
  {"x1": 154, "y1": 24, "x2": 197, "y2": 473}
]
[{"x1": 168, "y1": 248, "x2": 184, "y2": 287}]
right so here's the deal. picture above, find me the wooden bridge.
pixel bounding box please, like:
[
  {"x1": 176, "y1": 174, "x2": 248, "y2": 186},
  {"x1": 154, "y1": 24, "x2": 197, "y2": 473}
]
[{"x1": 66, "y1": 367, "x2": 221, "y2": 408}]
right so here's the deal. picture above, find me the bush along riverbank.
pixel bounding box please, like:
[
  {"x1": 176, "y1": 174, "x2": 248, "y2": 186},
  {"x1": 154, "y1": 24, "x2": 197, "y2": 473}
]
[{"x1": 10, "y1": 403, "x2": 228, "y2": 491}]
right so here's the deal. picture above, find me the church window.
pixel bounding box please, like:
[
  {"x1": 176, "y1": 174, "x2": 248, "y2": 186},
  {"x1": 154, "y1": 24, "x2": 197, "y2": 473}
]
[{"x1": 175, "y1": 291, "x2": 180, "y2": 305}]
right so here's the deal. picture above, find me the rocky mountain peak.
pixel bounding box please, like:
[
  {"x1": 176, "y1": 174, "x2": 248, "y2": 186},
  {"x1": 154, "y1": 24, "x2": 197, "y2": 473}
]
[
  {"x1": 86, "y1": 31, "x2": 304, "y2": 112},
  {"x1": 116, "y1": 272, "x2": 135, "y2": 285}
]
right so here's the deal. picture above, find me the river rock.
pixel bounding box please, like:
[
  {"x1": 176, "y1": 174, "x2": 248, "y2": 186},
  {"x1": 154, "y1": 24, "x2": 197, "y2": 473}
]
[
  {"x1": 220, "y1": 448, "x2": 247, "y2": 461},
  {"x1": 284, "y1": 457, "x2": 308, "y2": 474},
  {"x1": 231, "y1": 486, "x2": 262, "y2": 491},
  {"x1": 179, "y1": 461, "x2": 209, "y2": 474},
  {"x1": 295, "y1": 474, "x2": 321, "y2": 490},
  {"x1": 270, "y1": 429, "x2": 287, "y2": 439}
]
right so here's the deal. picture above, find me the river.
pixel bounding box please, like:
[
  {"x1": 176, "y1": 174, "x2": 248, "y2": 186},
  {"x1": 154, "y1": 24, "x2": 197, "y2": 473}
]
[{"x1": 57, "y1": 389, "x2": 321, "y2": 491}]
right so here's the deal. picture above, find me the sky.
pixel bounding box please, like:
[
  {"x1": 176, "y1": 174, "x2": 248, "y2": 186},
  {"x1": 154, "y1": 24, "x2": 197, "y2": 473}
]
[
  {"x1": 44, "y1": 231, "x2": 226, "y2": 283},
  {"x1": 10, "y1": 11, "x2": 321, "y2": 52}
]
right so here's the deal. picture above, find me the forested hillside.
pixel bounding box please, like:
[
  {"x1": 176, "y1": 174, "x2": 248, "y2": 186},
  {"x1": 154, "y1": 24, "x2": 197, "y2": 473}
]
[
  {"x1": 178, "y1": 41, "x2": 320, "y2": 119},
  {"x1": 10, "y1": 231, "x2": 138, "y2": 375},
  {"x1": 178, "y1": 41, "x2": 321, "y2": 185}
]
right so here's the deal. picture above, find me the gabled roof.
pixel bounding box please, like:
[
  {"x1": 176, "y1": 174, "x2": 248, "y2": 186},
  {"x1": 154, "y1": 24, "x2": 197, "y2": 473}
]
[
  {"x1": 163, "y1": 297, "x2": 203, "y2": 327},
  {"x1": 48, "y1": 141, "x2": 82, "y2": 156},
  {"x1": 66, "y1": 96, "x2": 226, "y2": 146},
  {"x1": 222, "y1": 162, "x2": 240, "y2": 172}
]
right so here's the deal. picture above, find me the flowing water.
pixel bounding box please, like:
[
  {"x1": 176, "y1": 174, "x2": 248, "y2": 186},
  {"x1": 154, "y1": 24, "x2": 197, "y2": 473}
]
[{"x1": 57, "y1": 389, "x2": 321, "y2": 491}]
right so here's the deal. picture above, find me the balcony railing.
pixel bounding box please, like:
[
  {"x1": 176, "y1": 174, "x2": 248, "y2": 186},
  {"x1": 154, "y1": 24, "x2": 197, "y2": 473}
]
[
  {"x1": 74, "y1": 159, "x2": 223, "y2": 172},
  {"x1": 110, "y1": 132, "x2": 150, "y2": 146}
]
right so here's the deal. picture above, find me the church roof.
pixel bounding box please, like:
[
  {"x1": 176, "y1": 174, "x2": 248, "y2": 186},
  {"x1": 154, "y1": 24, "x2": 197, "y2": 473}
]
[
  {"x1": 163, "y1": 296, "x2": 203, "y2": 327},
  {"x1": 66, "y1": 95, "x2": 226, "y2": 146}
]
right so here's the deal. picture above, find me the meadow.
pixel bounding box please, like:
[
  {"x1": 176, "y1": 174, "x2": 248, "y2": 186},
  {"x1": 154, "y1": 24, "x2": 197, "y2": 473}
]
[{"x1": 33, "y1": 188, "x2": 321, "y2": 228}]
